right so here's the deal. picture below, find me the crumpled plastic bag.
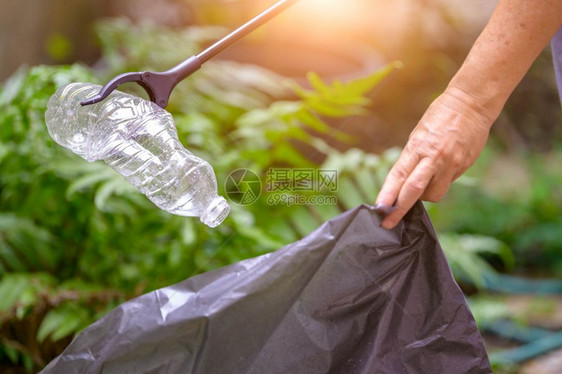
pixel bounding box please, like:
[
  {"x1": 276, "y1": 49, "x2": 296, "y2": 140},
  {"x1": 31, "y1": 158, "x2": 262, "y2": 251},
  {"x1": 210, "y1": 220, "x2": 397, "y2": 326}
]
[{"x1": 41, "y1": 203, "x2": 491, "y2": 373}]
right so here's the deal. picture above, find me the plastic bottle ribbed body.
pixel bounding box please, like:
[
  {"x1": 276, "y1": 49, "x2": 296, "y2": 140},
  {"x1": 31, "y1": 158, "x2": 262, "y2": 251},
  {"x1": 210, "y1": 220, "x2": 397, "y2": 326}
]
[{"x1": 45, "y1": 83, "x2": 229, "y2": 227}]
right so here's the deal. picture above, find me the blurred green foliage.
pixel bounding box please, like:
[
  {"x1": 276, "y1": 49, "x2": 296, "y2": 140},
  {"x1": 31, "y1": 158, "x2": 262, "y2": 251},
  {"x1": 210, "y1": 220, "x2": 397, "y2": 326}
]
[
  {"x1": 428, "y1": 146, "x2": 562, "y2": 275},
  {"x1": 0, "y1": 18, "x2": 404, "y2": 370},
  {"x1": 1, "y1": 17, "x2": 558, "y2": 372},
  {"x1": 439, "y1": 233, "x2": 514, "y2": 289}
]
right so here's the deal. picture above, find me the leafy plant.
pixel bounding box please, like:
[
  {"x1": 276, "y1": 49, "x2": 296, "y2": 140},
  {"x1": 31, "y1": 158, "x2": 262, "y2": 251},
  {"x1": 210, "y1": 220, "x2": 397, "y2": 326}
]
[
  {"x1": 467, "y1": 295, "x2": 513, "y2": 329},
  {"x1": 439, "y1": 233, "x2": 514, "y2": 289},
  {"x1": 1, "y1": 16, "x2": 533, "y2": 373},
  {"x1": 428, "y1": 147, "x2": 562, "y2": 275},
  {"x1": 0, "y1": 18, "x2": 398, "y2": 371}
]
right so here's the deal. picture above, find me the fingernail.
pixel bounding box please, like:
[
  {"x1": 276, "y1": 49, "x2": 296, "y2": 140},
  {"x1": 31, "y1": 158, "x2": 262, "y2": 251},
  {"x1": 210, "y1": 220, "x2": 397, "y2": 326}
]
[{"x1": 374, "y1": 203, "x2": 396, "y2": 218}]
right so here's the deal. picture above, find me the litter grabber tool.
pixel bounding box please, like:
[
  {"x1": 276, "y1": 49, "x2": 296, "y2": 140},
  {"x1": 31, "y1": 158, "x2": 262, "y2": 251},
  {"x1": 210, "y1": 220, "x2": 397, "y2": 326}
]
[{"x1": 81, "y1": 0, "x2": 299, "y2": 109}]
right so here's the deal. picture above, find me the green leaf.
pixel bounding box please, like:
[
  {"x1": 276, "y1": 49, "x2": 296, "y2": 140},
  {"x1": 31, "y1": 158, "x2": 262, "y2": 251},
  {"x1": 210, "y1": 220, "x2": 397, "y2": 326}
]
[
  {"x1": 260, "y1": 215, "x2": 299, "y2": 243},
  {"x1": 236, "y1": 225, "x2": 285, "y2": 250},
  {"x1": 468, "y1": 295, "x2": 511, "y2": 328},
  {"x1": 439, "y1": 233, "x2": 514, "y2": 288},
  {"x1": 37, "y1": 303, "x2": 89, "y2": 343},
  {"x1": 0, "y1": 273, "x2": 56, "y2": 313},
  {"x1": 288, "y1": 206, "x2": 320, "y2": 237},
  {"x1": 2, "y1": 345, "x2": 19, "y2": 364},
  {"x1": 0, "y1": 241, "x2": 27, "y2": 272},
  {"x1": 307, "y1": 72, "x2": 331, "y2": 95},
  {"x1": 336, "y1": 177, "x2": 366, "y2": 210},
  {"x1": 291, "y1": 62, "x2": 399, "y2": 119},
  {"x1": 0, "y1": 214, "x2": 57, "y2": 271},
  {"x1": 272, "y1": 143, "x2": 316, "y2": 167},
  {"x1": 66, "y1": 167, "x2": 115, "y2": 198},
  {"x1": 309, "y1": 204, "x2": 341, "y2": 223},
  {"x1": 94, "y1": 176, "x2": 136, "y2": 211},
  {"x1": 354, "y1": 167, "x2": 379, "y2": 202},
  {"x1": 296, "y1": 110, "x2": 331, "y2": 133},
  {"x1": 336, "y1": 61, "x2": 400, "y2": 97},
  {"x1": 0, "y1": 274, "x2": 31, "y2": 312},
  {"x1": 0, "y1": 65, "x2": 28, "y2": 105}
]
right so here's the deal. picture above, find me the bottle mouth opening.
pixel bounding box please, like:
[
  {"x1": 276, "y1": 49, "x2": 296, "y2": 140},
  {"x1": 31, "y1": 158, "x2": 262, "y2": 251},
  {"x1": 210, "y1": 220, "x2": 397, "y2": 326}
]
[{"x1": 200, "y1": 196, "x2": 230, "y2": 228}]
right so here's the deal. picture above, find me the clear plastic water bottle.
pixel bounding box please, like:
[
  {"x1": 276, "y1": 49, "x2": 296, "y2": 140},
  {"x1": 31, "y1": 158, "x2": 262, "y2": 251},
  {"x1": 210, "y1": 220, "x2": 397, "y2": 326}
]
[{"x1": 45, "y1": 82, "x2": 230, "y2": 228}]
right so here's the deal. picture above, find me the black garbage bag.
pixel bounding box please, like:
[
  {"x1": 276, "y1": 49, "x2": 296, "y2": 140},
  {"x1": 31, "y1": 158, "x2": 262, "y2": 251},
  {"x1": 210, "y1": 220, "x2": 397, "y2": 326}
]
[{"x1": 41, "y1": 203, "x2": 491, "y2": 373}]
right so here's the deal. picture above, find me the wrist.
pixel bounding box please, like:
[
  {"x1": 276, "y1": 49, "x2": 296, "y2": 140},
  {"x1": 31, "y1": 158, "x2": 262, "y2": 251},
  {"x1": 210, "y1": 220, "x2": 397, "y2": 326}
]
[{"x1": 442, "y1": 83, "x2": 501, "y2": 128}]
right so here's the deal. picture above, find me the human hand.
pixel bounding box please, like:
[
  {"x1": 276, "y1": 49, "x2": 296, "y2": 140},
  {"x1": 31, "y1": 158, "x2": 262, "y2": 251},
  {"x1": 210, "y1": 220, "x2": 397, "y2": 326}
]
[{"x1": 375, "y1": 87, "x2": 496, "y2": 229}]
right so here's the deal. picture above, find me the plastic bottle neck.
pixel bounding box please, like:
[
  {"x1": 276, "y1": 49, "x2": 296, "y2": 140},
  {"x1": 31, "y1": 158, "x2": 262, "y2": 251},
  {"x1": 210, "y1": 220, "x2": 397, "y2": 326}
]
[{"x1": 200, "y1": 196, "x2": 230, "y2": 228}]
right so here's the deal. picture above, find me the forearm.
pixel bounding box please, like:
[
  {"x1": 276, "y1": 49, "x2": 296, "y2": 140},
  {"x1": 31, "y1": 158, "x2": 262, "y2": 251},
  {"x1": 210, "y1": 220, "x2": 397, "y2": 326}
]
[
  {"x1": 448, "y1": 0, "x2": 562, "y2": 123},
  {"x1": 376, "y1": 1, "x2": 562, "y2": 228}
]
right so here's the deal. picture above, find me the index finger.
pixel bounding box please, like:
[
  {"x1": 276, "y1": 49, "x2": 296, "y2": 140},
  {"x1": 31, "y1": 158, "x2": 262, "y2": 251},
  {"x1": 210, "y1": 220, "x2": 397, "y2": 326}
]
[
  {"x1": 375, "y1": 149, "x2": 418, "y2": 208},
  {"x1": 380, "y1": 158, "x2": 435, "y2": 229}
]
